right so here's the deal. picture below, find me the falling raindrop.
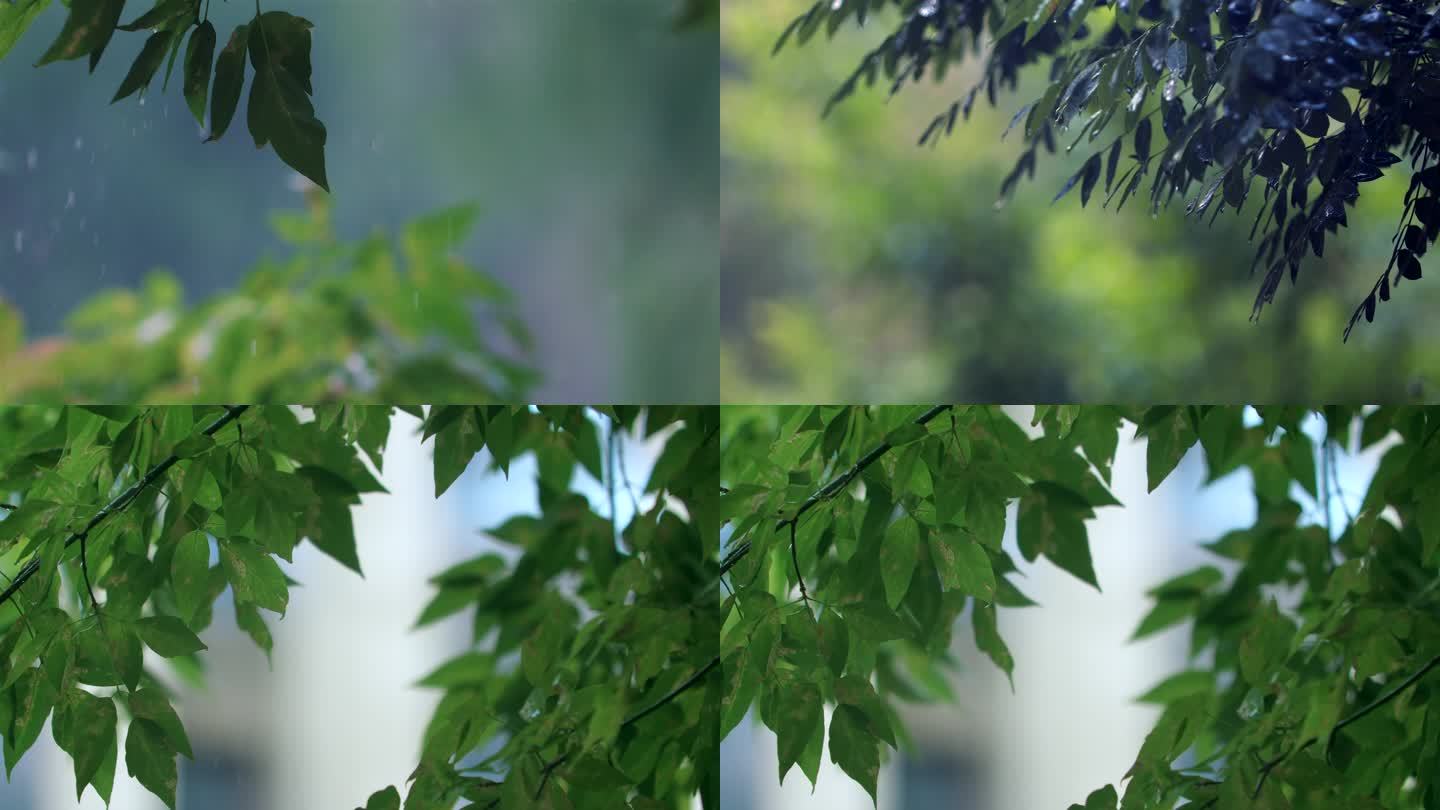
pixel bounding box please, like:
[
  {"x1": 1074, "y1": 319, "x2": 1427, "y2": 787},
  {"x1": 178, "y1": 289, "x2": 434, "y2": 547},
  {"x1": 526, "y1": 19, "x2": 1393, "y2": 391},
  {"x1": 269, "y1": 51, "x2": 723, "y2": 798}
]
[
  {"x1": 369, "y1": 134, "x2": 384, "y2": 152},
  {"x1": 251, "y1": 339, "x2": 257, "y2": 357},
  {"x1": 99, "y1": 263, "x2": 107, "y2": 278},
  {"x1": 139, "y1": 97, "x2": 146, "y2": 107},
  {"x1": 73, "y1": 136, "x2": 83, "y2": 150},
  {"x1": 25, "y1": 147, "x2": 37, "y2": 170},
  {"x1": 78, "y1": 217, "x2": 87, "y2": 232},
  {"x1": 13, "y1": 230, "x2": 23, "y2": 253},
  {"x1": 65, "y1": 190, "x2": 76, "y2": 209}
]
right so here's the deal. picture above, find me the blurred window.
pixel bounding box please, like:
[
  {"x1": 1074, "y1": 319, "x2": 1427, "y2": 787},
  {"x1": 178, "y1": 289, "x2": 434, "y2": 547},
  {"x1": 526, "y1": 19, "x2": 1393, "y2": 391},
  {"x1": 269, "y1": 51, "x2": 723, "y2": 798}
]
[
  {"x1": 180, "y1": 748, "x2": 264, "y2": 810},
  {"x1": 898, "y1": 750, "x2": 985, "y2": 810}
]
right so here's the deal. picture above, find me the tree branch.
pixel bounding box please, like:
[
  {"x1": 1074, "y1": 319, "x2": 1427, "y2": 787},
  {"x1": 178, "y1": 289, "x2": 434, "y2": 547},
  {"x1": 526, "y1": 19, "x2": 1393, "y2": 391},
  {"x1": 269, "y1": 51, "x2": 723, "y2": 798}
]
[
  {"x1": 0, "y1": 405, "x2": 250, "y2": 610},
  {"x1": 1253, "y1": 651, "x2": 1440, "y2": 798},
  {"x1": 720, "y1": 405, "x2": 953, "y2": 581}
]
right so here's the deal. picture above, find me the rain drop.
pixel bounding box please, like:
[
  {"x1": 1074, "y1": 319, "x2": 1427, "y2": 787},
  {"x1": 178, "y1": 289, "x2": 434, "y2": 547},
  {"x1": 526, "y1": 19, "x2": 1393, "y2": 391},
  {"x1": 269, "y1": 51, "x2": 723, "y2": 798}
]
[
  {"x1": 65, "y1": 190, "x2": 76, "y2": 209},
  {"x1": 73, "y1": 136, "x2": 84, "y2": 150},
  {"x1": 13, "y1": 230, "x2": 22, "y2": 253},
  {"x1": 25, "y1": 147, "x2": 37, "y2": 171},
  {"x1": 139, "y1": 97, "x2": 146, "y2": 107}
]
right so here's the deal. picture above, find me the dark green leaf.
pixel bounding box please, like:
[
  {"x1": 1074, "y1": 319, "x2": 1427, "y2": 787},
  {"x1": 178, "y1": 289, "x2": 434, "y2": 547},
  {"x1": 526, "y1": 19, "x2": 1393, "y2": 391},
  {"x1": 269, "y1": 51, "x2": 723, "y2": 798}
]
[
  {"x1": 246, "y1": 12, "x2": 328, "y2": 190},
  {"x1": 125, "y1": 718, "x2": 177, "y2": 808},
  {"x1": 136, "y1": 615, "x2": 208, "y2": 657},
  {"x1": 206, "y1": 23, "x2": 248, "y2": 141},
  {"x1": 183, "y1": 21, "x2": 215, "y2": 124},
  {"x1": 828, "y1": 704, "x2": 880, "y2": 805},
  {"x1": 111, "y1": 30, "x2": 173, "y2": 103},
  {"x1": 35, "y1": 0, "x2": 124, "y2": 67}
]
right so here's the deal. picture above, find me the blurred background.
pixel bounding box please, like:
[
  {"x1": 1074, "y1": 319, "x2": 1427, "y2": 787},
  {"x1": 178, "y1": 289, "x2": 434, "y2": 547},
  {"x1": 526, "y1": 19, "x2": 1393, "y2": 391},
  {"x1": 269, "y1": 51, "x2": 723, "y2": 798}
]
[
  {"x1": 719, "y1": 406, "x2": 1384, "y2": 810},
  {"x1": 721, "y1": 2, "x2": 1440, "y2": 402},
  {"x1": 0, "y1": 410, "x2": 665, "y2": 809},
  {"x1": 0, "y1": 0, "x2": 716, "y2": 401}
]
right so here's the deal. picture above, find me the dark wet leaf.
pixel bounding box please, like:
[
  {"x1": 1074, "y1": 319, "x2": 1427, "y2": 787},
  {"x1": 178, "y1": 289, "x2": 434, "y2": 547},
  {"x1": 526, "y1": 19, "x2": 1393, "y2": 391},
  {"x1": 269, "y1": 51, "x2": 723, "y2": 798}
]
[
  {"x1": 112, "y1": 30, "x2": 172, "y2": 103},
  {"x1": 206, "y1": 23, "x2": 248, "y2": 141},
  {"x1": 183, "y1": 20, "x2": 216, "y2": 126}
]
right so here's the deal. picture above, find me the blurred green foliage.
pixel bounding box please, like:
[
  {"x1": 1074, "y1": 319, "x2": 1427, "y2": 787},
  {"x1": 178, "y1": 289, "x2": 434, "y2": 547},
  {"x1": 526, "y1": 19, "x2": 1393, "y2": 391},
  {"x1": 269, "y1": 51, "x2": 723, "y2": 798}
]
[
  {"x1": 721, "y1": 2, "x2": 1440, "y2": 402},
  {"x1": 0, "y1": 191, "x2": 534, "y2": 401}
]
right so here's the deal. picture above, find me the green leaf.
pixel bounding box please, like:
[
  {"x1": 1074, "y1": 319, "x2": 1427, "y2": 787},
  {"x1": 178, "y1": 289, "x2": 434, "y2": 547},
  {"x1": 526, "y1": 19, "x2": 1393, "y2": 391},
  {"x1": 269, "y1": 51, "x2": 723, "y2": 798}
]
[
  {"x1": 111, "y1": 29, "x2": 173, "y2": 103},
  {"x1": 1239, "y1": 600, "x2": 1292, "y2": 686},
  {"x1": 170, "y1": 529, "x2": 211, "y2": 624},
  {"x1": 361, "y1": 786, "x2": 401, "y2": 810},
  {"x1": 930, "y1": 530, "x2": 995, "y2": 600},
  {"x1": 5, "y1": 669, "x2": 56, "y2": 777},
  {"x1": 56, "y1": 690, "x2": 116, "y2": 801},
  {"x1": 183, "y1": 20, "x2": 216, "y2": 125},
  {"x1": 171, "y1": 433, "x2": 215, "y2": 458},
  {"x1": 1144, "y1": 409, "x2": 1198, "y2": 492},
  {"x1": 136, "y1": 615, "x2": 208, "y2": 657},
  {"x1": 884, "y1": 423, "x2": 927, "y2": 447},
  {"x1": 219, "y1": 538, "x2": 289, "y2": 614},
  {"x1": 206, "y1": 23, "x2": 248, "y2": 141},
  {"x1": 234, "y1": 600, "x2": 274, "y2": 661},
  {"x1": 828, "y1": 704, "x2": 880, "y2": 806},
  {"x1": 818, "y1": 607, "x2": 848, "y2": 677},
  {"x1": 880, "y1": 515, "x2": 919, "y2": 610},
  {"x1": 246, "y1": 12, "x2": 328, "y2": 190},
  {"x1": 972, "y1": 601, "x2": 1014, "y2": 688},
  {"x1": 125, "y1": 718, "x2": 178, "y2": 809},
  {"x1": 1135, "y1": 670, "x2": 1212, "y2": 704},
  {"x1": 1017, "y1": 491, "x2": 1099, "y2": 590},
  {"x1": 35, "y1": 0, "x2": 124, "y2": 67},
  {"x1": 128, "y1": 689, "x2": 193, "y2": 759},
  {"x1": 774, "y1": 682, "x2": 822, "y2": 784},
  {"x1": 0, "y1": 0, "x2": 51, "y2": 62}
]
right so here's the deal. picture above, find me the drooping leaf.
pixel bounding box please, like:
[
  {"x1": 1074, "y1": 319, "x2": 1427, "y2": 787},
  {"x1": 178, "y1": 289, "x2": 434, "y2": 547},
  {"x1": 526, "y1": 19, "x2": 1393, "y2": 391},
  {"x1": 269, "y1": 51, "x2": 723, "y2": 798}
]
[{"x1": 206, "y1": 23, "x2": 248, "y2": 141}]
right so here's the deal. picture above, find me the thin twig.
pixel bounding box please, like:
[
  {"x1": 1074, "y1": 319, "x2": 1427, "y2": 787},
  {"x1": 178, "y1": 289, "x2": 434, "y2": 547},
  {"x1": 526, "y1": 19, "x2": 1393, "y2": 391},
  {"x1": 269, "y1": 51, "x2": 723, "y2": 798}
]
[
  {"x1": 1252, "y1": 651, "x2": 1440, "y2": 798},
  {"x1": 0, "y1": 405, "x2": 250, "y2": 609},
  {"x1": 789, "y1": 521, "x2": 810, "y2": 609}
]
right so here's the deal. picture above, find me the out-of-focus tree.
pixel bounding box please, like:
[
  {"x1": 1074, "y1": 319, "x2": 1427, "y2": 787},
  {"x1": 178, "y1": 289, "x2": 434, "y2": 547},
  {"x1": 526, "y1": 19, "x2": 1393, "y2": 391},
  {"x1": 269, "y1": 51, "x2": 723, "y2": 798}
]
[
  {"x1": 723, "y1": 1, "x2": 1440, "y2": 402},
  {"x1": 0, "y1": 192, "x2": 534, "y2": 402}
]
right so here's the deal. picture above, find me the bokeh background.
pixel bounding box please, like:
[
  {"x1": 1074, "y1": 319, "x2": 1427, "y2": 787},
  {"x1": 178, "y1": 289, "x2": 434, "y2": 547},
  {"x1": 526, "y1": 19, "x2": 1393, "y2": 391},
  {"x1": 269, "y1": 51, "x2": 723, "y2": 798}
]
[
  {"x1": 0, "y1": 0, "x2": 716, "y2": 401},
  {"x1": 721, "y1": 2, "x2": 1440, "y2": 402},
  {"x1": 719, "y1": 406, "x2": 1385, "y2": 810},
  {"x1": 0, "y1": 410, "x2": 665, "y2": 809}
]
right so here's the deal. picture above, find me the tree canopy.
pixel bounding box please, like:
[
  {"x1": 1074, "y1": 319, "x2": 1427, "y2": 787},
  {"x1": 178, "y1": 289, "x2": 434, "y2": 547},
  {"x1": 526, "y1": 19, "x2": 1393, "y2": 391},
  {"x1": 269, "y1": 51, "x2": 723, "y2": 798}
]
[
  {"x1": 779, "y1": 1, "x2": 1440, "y2": 340},
  {"x1": 0, "y1": 405, "x2": 718, "y2": 810},
  {"x1": 721, "y1": 405, "x2": 1440, "y2": 808}
]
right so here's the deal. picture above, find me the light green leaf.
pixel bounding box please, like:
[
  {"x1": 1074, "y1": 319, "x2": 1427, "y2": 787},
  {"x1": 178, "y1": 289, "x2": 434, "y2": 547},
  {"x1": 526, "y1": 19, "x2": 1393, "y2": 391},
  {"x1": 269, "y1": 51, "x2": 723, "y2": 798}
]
[
  {"x1": 972, "y1": 601, "x2": 1013, "y2": 688},
  {"x1": 930, "y1": 530, "x2": 995, "y2": 600},
  {"x1": 170, "y1": 530, "x2": 211, "y2": 625},
  {"x1": 0, "y1": 0, "x2": 50, "y2": 62},
  {"x1": 880, "y1": 516, "x2": 919, "y2": 610},
  {"x1": 219, "y1": 539, "x2": 289, "y2": 615}
]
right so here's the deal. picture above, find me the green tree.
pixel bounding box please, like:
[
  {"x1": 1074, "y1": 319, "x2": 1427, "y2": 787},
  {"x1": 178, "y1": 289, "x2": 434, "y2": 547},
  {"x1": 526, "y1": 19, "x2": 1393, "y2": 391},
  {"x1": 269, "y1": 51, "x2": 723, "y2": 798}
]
[
  {"x1": 721, "y1": 405, "x2": 1440, "y2": 808},
  {"x1": 0, "y1": 192, "x2": 534, "y2": 402},
  {"x1": 775, "y1": 0, "x2": 1440, "y2": 339},
  {"x1": 0, "y1": 405, "x2": 718, "y2": 809}
]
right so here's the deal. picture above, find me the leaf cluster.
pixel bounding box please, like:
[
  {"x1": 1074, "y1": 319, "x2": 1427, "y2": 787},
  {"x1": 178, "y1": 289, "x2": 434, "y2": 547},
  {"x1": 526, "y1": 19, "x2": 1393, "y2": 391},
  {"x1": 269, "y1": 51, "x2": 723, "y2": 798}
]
[{"x1": 0, "y1": 194, "x2": 534, "y2": 402}]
